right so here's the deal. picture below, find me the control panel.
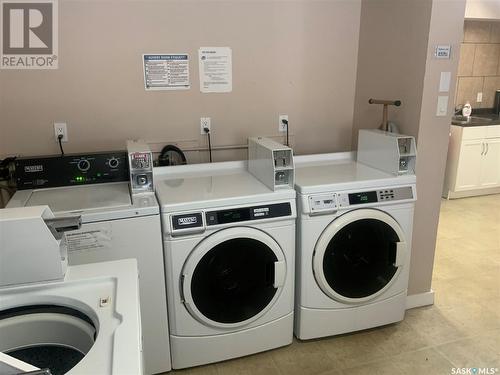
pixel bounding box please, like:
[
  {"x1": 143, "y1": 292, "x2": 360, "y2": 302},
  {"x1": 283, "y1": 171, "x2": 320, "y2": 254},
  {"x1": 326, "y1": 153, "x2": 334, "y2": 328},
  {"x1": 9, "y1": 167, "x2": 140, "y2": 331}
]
[
  {"x1": 206, "y1": 202, "x2": 292, "y2": 226},
  {"x1": 309, "y1": 194, "x2": 338, "y2": 213},
  {"x1": 308, "y1": 186, "x2": 414, "y2": 213},
  {"x1": 15, "y1": 151, "x2": 128, "y2": 190},
  {"x1": 169, "y1": 202, "x2": 292, "y2": 236},
  {"x1": 127, "y1": 140, "x2": 154, "y2": 195}
]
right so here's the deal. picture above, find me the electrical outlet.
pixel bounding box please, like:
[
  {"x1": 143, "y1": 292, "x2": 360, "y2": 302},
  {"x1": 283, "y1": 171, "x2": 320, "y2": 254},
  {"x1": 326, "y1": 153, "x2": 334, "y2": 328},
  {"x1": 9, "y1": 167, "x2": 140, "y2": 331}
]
[
  {"x1": 477, "y1": 92, "x2": 483, "y2": 103},
  {"x1": 54, "y1": 122, "x2": 68, "y2": 142},
  {"x1": 278, "y1": 114, "x2": 288, "y2": 132},
  {"x1": 200, "y1": 117, "x2": 211, "y2": 134}
]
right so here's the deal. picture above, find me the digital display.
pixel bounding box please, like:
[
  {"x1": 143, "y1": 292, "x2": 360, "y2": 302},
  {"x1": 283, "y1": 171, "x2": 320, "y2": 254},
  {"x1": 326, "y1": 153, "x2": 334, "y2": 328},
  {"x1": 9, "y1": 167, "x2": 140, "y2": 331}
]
[
  {"x1": 348, "y1": 191, "x2": 377, "y2": 205},
  {"x1": 218, "y1": 209, "x2": 250, "y2": 224}
]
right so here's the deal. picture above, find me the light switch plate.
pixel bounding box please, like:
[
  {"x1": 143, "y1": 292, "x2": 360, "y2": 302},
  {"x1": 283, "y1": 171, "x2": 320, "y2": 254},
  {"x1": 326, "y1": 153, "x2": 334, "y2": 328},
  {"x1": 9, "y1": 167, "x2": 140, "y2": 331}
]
[
  {"x1": 477, "y1": 92, "x2": 483, "y2": 103},
  {"x1": 439, "y1": 72, "x2": 451, "y2": 92},
  {"x1": 436, "y1": 96, "x2": 449, "y2": 117}
]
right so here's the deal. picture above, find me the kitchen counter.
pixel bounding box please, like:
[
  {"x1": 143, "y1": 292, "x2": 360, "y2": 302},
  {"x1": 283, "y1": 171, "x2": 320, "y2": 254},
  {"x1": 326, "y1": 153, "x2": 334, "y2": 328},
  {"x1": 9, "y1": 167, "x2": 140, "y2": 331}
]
[{"x1": 452, "y1": 110, "x2": 500, "y2": 126}]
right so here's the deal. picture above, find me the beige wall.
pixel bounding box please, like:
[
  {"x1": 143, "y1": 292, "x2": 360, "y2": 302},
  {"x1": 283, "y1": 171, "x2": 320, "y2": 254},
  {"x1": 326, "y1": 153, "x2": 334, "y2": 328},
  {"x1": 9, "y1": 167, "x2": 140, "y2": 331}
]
[
  {"x1": 456, "y1": 20, "x2": 500, "y2": 108},
  {"x1": 351, "y1": 0, "x2": 432, "y2": 147},
  {"x1": 410, "y1": 0, "x2": 466, "y2": 295},
  {"x1": 0, "y1": 0, "x2": 361, "y2": 162},
  {"x1": 353, "y1": 0, "x2": 466, "y2": 296}
]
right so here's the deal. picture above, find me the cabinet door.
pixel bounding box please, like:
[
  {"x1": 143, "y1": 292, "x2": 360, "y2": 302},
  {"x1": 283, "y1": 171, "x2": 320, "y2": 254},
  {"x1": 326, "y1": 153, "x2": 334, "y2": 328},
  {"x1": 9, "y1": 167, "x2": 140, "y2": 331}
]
[
  {"x1": 455, "y1": 140, "x2": 483, "y2": 191},
  {"x1": 480, "y1": 138, "x2": 500, "y2": 187}
]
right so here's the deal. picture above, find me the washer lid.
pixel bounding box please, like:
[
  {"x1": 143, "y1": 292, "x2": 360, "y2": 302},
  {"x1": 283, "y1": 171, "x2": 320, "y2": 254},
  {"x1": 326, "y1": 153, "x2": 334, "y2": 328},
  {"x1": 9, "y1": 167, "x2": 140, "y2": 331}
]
[
  {"x1": 313, "y1": 209, "x2": 407, "y2": 304},
  {"x1": 26, "y1": 183, "x2": 131, "y2": 212},
  {"x1": 7, "y1": 182, "x2": 159, "y2": 222},
  {"x1": 181, "y1": 227, "x2": 286, "y2": 329},
  {"x1": 295, "y1": 160, "x2": 416, "y2": 194}
]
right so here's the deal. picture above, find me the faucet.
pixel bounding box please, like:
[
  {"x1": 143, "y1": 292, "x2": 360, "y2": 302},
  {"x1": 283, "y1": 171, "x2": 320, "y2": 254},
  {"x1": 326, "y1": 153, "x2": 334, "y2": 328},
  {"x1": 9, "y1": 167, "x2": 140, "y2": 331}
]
[{"x1": 454, "y1": 104, "x2": 464, "y2": 116}]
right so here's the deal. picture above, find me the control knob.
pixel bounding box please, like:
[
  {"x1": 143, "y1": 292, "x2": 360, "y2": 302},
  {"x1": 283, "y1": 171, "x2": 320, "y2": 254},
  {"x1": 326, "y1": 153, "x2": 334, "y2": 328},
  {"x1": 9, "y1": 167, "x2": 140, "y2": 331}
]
[
  {"x1": 77, "y1": 159, "x2": 91, "y2": 172},
  {"x1": 108, "y1": 157, "x2": 120, "y2": 169}
]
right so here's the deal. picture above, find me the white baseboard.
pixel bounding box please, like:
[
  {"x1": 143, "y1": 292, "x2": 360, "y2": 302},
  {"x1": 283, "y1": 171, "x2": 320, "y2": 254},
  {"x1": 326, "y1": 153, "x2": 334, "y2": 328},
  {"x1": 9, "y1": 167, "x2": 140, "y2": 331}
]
[{"x1": 406, "y1": 289, "x2": 435, "y2": 309}]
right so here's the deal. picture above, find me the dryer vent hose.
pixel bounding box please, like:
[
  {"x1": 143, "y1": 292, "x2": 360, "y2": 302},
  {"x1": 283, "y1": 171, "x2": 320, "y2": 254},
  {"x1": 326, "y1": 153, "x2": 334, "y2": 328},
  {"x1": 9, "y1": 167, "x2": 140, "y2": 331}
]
[{"x1": 158, "y1": 145, "x2": 187, "y2": 166}]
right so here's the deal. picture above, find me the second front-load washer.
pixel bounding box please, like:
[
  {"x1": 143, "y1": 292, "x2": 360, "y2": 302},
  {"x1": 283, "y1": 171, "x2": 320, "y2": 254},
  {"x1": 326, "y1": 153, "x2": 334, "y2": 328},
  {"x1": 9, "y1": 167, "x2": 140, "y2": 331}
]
[
  {"x1": 155, "y1": 162, "x2": 296, "y2": 369},
  {"x1": 294, "y1": 156, "x2": 416, "y2": 340}
]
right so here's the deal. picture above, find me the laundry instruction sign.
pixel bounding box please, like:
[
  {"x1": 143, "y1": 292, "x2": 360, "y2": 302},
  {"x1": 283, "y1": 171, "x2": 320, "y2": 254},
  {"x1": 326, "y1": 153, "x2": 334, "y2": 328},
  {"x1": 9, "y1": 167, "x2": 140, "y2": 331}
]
[
  {"x1": 143, "y1": 54, "x2": 190, "y2": 90},
  {"x1": 1, "y1": 0, "x2": 58, "y2": 69}
]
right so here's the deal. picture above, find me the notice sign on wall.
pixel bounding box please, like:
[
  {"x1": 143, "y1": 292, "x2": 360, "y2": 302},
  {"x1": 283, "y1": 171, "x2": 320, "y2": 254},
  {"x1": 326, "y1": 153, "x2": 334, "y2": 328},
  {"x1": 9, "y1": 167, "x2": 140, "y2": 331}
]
[
  {"x1": 143, "y1": 54, "x2": 190, "y2": 91},
  {"x1": 199, "y1": 47, "x2": 232, "y2": 93}
]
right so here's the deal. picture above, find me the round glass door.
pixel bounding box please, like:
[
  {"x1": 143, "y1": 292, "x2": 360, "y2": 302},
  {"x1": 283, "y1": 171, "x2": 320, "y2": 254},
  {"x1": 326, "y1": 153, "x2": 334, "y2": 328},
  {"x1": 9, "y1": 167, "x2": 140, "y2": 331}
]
[
  {"x1": 313, "y1": 209, "x2": 406, "y2": 303},
  {"x1": 182, "y1": 227, "x2": 286, "y2": 327}
]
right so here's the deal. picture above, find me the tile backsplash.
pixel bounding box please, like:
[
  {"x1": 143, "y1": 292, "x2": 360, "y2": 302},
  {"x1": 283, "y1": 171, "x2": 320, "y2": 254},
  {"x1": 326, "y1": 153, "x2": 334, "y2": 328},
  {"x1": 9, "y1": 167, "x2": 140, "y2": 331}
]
[{"x1": 456, "y1": 21, "x2": 500, "y2": 109}]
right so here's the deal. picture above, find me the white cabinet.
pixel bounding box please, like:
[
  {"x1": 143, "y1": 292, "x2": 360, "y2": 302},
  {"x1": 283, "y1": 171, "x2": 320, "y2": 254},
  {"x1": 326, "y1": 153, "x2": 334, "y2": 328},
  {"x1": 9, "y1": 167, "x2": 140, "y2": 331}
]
[
  {"x1": 480, "y1": 138, "x2": 500, "y2": 187},
  {"x1": 443, "y1": 125, "x2": 500, "y2": 199},
  {"x1": 455, "y1": 140, "x2": 483, "y2": 190}
]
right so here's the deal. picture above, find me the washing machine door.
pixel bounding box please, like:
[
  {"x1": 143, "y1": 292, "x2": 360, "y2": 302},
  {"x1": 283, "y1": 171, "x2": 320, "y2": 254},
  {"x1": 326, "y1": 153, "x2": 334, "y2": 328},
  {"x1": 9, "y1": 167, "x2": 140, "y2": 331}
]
[
  {"x1": 313, "y1": 209, "x2": 407, "y2": 304},
  {"x1": 181, "y1": 227, "x2": 286, "y2": 329}
]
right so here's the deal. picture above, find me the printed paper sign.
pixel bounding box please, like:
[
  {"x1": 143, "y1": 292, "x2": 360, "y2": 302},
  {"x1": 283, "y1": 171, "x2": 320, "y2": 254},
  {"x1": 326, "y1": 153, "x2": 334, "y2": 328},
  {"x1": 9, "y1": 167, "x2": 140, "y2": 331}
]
[
  {"x1": 199, "y1": 47, "x2": 232, "y2": 93},
  {"x1": 435, "y1": 45, "x2": 451, "y2": 59},
  {"x1": 65, "y1": 224, "x2": 112, "y2": 252},
  {"x1": 143, "y1": 54, "x2": 190, "y2": 90}
]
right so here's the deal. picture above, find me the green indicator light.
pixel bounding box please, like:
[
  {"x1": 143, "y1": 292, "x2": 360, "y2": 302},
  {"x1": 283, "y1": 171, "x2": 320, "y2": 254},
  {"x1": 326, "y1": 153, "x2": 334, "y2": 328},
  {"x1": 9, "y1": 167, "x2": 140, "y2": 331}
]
[{"x1": 97, "y1": 173, "x2": 101, "y2": 177}]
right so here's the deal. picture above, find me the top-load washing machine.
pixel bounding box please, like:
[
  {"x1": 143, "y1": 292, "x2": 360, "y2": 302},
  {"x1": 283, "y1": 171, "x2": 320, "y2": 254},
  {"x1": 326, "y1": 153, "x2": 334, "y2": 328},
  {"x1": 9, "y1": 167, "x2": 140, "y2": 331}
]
[
  {"x1": 0, "y1": 206, "x2": 143, "y2": 375},
  {"x1": 154, "y1": 161, "x2": 296, "y2": 369},
  {"x1": 293, "y1": 155, "x2": 416, "y2": 340},
  {"x1": 6, "y1": 149, "x2": 171, "y2": 374}
]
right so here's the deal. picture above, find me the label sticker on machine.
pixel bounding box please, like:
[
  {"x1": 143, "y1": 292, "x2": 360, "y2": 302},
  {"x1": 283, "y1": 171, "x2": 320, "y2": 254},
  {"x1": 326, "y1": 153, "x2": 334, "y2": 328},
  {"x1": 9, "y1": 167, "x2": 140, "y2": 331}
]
[
  {"x1": 65, "y1": 225, "x2": 112, "y2": 252},
  {"x1": 172, "y1": 213, "x2": 203, "y2": 230}
]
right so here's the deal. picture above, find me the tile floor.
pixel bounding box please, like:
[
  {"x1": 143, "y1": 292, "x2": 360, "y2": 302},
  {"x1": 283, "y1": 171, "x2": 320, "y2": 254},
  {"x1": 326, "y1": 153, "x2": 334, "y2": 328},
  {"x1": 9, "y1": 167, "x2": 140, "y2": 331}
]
[{"x1": 171, "y1": 194, "x2": 500, "y2": 375}]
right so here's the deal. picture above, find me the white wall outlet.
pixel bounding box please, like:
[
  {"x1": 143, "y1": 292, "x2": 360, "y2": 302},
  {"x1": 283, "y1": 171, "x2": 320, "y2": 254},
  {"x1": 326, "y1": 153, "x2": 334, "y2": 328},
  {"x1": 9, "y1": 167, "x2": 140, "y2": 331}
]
[
  {"x1": 476, "y1": 92, "x2": 483, "y2": 103},
  {"x1": 200, "y1": 117, "x2": 211, "y2": 134},
  {"x1": 54, "y1": 122, "x2": 68, "y2": 142},
  {"x1": 278, "y1": 114, "x2": 288, "y2": 132}
]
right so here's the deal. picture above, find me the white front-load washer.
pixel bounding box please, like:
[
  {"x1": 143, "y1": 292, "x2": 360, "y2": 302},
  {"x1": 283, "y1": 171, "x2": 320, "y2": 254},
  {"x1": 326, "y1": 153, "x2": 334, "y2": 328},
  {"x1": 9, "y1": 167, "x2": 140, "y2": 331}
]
[
  {"x1": 7, "y1": 152, "x2": 170, "y2": 374},
  {"x1": 0, "y1": 259, "x2": 143, "y2": 375},
  {"x1": 154, "y1": 162, "x2": 296, "y2": 369},
  {"x1": 294, "y1": 156, "x2": 416, "y2": 340}
]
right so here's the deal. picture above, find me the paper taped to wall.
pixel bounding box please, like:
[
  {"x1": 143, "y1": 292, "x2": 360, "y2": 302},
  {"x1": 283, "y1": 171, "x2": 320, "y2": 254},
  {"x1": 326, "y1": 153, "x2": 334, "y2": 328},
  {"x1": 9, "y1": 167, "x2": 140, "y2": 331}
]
[
  {"x1": 199, "y1": 47, "x2": 232, "y2": 93},
  {"x1": 143, "y1": 54, "x2": 190, "y2": 91}
]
